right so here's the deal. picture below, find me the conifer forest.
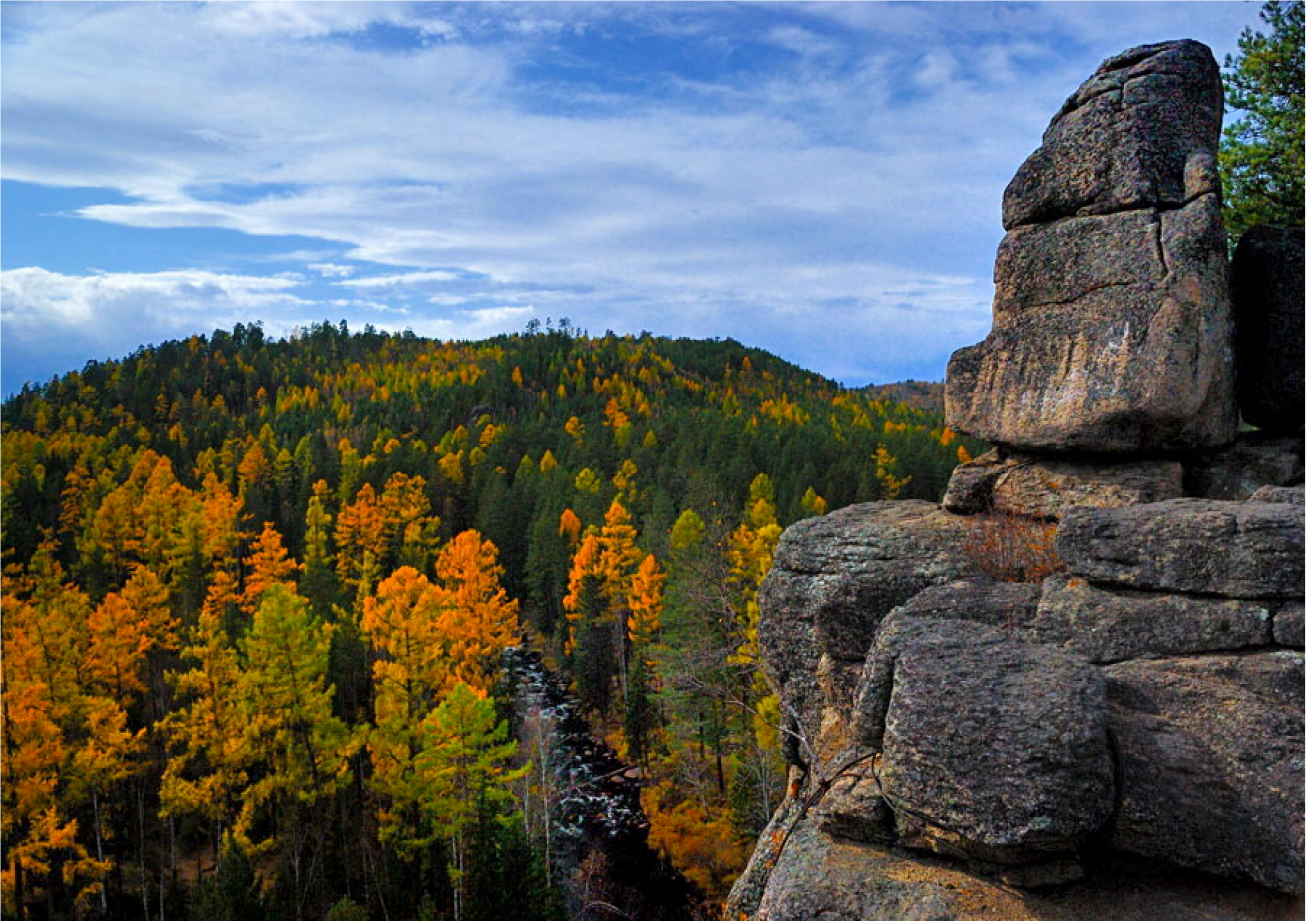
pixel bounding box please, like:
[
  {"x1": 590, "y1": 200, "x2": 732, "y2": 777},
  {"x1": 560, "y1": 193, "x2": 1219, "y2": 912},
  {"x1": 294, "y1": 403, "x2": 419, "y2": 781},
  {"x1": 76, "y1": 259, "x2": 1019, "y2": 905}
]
[{"x1": 1, "y1": 321, "x2": 981, "y2": 920}]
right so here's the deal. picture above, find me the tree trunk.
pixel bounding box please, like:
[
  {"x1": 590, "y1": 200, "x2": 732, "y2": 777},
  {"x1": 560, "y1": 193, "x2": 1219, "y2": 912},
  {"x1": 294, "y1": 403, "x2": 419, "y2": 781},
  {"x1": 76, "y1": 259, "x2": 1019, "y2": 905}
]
[
  {"x1": 92, "y1": 788, "x2": 108, "y2": 915},
  {"x1": 138, "y1": 782, "x2": 150, "y2": 920}
]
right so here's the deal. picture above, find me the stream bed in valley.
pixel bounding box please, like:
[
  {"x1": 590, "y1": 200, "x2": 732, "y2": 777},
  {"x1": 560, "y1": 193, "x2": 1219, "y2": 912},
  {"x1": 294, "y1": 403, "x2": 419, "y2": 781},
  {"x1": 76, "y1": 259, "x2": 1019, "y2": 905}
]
[{"x1": 500, "y1": 646, "x2": 697, "y2": 920}]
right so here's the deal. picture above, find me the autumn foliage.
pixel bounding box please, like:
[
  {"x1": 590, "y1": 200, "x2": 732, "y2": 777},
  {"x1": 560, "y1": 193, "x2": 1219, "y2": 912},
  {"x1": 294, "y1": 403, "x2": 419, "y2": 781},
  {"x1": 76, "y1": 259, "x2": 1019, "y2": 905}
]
[
  {"x1": 1, "y1": 322, "x2": 978, "y2": 918},
  {"x1": 961, "y1": 512, "x2": 1065, "y2": 584}
]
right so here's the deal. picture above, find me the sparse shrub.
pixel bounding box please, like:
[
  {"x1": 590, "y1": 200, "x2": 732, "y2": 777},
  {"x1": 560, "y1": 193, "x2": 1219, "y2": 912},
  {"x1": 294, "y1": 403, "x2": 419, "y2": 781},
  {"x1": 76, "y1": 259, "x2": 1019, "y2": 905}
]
[
  {"x1": 325, "y1": 896, "x2": 369, "y2": 920},
  {"x1": 961, "y1": 513, "x2": 1064, "y2": 583}
]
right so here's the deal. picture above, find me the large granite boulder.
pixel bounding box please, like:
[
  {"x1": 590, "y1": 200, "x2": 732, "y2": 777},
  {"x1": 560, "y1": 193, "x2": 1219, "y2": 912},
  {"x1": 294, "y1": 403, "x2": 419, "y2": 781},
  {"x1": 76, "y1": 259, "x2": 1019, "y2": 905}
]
[
  {"x1": 1104, "y1": 652, "x2": 1305, "y2": 893},
  {"x1": 877, "y1": 636, "x2": 1114, "y2": 867},
  {"x1": 849, "y1": 582, "x2": 1042, "y2": 747},
  {"x1": 849, "y1": 575, "x2": 1277, "y2": 682},
  {"x1": 1056, "y1": 497, "x2": 1305, "y2": 599},
  {"x1": 945, "y1": 40, "x2": 1237, "y2": 453},
  {"x1": 1033, "y1": 575, "x2": 1273, "y2": 663},
  {"x1": 940, "y1": 449, "x2": 1006, "y2": 515},
  {"x1": 1002, "y1": 40, "x2": 1223, "y2": 227},
  {"x1": 1232, "y1": 225, "x2": 1305, "y2": 433},
  {"x1": 758, "y1": 502, "x2": 977, "y2": 765}
]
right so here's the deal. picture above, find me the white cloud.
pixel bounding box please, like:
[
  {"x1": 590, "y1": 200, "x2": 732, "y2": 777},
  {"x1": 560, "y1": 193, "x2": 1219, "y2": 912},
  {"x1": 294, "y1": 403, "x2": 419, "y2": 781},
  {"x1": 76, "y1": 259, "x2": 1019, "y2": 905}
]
[
  {"x1": 916, "y1": 49, "x2": 961, "y2": 89},
  {"x1": 340, "y1": 269, "x2": 464, "y2": 288},
  {"x1": 307, "y1": 262, "x2": 356, "y2": 278},
  {"x1": 367, "y1": 305, "x2": 537, "y2": 342},
  {"x1": 0, "y1": 1, "x2": 1267, "y2": 392},
  {"x1": 0, "y1": 267, "x2": 308, "y2": 350},
  {"x1": 196, "y1": 1, "x2": 461, "y2": 42},
  {"x1": 792, "y1": 2, "x2": 941, "y2": 39}
]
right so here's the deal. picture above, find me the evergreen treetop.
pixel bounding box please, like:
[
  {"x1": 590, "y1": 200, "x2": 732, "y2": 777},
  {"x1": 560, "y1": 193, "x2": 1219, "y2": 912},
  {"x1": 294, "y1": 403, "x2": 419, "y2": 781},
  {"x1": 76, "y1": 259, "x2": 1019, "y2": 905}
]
[{"x1": 1220, "y1": 0, "x2": 1305, "y2": 240}]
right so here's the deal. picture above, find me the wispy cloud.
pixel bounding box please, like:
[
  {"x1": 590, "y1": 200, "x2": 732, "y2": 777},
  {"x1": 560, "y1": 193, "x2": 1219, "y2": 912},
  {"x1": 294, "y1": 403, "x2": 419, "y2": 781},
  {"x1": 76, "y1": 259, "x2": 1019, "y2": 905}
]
[
  {"x1": 0, "y1": 1, "x2": 1264, "y2": 394},
  {"x1": 308, "y1": 262, "x2": 356, "y2": 278},
  {"x1": 402, "y1": 305, "x2": 538, "y2": 342},
  {"x1": 341, "y1": 270, "x2": 466, "y2": 288}
]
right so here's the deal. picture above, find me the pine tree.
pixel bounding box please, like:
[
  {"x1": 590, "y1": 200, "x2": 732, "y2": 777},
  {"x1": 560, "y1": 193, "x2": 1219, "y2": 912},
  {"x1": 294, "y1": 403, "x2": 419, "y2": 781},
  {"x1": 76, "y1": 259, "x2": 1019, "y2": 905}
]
[
  {"x1": 564, "y1": 535, "x2": 615, "y2": 715},
  {"x1": 1221, "y1": 0, "x2": 1305, "y2": 241},
  {"x1": 237, "y1": 585, "x2": 354, "y2": 913},
  {"x1": 301, "y1": 480, "x2": 337, "y2": 618},
  {"x1": 241, "y1": 523, "x2": 299, "y2": 615},
  {"x1": 416, "y1": 683, "x2": 525, "y2": 922},
  {"x1": 195, "y1": 833, "x2": 265, "y2": 921}
]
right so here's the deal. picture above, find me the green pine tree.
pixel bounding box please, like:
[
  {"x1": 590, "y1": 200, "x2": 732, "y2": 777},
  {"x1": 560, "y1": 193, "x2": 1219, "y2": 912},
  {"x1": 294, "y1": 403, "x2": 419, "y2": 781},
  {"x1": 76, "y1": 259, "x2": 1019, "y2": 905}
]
[{"x1": 1220, "y1": 0, "x2": 1305, "y2": 241}]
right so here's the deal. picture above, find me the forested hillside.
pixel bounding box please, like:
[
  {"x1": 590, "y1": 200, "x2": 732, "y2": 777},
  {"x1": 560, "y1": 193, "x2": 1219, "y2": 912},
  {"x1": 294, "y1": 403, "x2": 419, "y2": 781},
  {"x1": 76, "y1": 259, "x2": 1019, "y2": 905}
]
[{"x1": 1, "y1": 321, "x2": 981, "y2": 920}]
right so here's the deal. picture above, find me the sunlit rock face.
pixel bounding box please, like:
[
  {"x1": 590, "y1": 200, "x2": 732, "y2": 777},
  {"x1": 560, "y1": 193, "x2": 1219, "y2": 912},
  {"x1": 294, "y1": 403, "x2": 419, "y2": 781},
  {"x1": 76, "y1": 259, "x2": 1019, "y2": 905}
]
[{"x1": 945, "y1": 40, "x2": 1237, "y2": 453}]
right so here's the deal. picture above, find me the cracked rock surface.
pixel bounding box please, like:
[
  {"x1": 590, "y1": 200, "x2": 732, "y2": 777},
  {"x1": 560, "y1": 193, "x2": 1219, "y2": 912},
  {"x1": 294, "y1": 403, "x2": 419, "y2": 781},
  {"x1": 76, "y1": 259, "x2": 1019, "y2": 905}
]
[
  {"x1": 757, "y1": 501, "x2": 978, "y2": 765},
  {"x1": 945, "y1": 40, "x2": 1236, "y2": 453},
  {"x1": 1055, "y1": 497, "x2": 1305, "y2": 600},
  {"x1": 1105, "y1": 652, "x2": 1305, "y2": 893}
]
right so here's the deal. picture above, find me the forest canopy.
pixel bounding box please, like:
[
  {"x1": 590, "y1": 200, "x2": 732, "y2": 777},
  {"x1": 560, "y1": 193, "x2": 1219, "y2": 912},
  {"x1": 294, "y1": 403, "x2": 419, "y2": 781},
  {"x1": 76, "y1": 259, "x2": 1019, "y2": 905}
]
[{"x1": 1, "y1": 322, "x2": 978, "y2": 919}]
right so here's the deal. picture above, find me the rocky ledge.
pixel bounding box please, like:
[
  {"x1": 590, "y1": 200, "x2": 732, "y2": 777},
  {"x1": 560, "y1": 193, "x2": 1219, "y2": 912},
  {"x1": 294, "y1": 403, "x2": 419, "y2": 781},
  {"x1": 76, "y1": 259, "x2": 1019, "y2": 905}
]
[{"x1": 729, "y1": 490, "x2": 1304, "y2": 920}]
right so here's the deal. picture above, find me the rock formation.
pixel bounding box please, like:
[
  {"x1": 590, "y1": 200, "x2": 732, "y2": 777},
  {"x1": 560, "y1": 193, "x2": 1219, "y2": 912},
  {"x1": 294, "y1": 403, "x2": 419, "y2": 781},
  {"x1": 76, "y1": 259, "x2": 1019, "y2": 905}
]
[
  {"x1": 942, "y1": 449, "x2": 1185, "y2": 518},
  {"x1": 728, "y1": 39, "x2": 1304, "y2": 921},
  {"x1": 757, "y1": 501, "x2": 979, "y2": 767},
  {"x1": 946, "y1": 40, "x2": 1238, "y2": 455}
]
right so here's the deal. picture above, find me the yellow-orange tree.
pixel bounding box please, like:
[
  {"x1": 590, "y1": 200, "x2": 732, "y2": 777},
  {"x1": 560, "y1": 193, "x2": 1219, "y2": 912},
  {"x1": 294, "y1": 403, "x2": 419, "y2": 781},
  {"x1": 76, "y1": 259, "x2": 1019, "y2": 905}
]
[
  {"x1": 0, "y1": 546, "x2": 162, "y2": 917},
  {"x1": 563, "y1": 499, "x2": 646, "y2": 725},
  {"x1": 162, "y1": 577, "x2": 352, "y2": 916},
  {"x1": 362, "y1": 531, "x2": 519, "y2": 853},
  {"x1": 624, "y1": 553, "x2": 665, "y2": 765},
  {"x1": 434, "y1": 530, "x2": 520, "y2": 692},
  {"x1": 2, "y1": 599, "x2": 66, "y2": 840},
  {"x1": 364, "y1": 565, "x2": 453, "y2": 850},
  {"x1": 158, "y1": 572, "x2": 252, "y2": 862},
  {"x1": 237, "y1": 585, "x2": 355, "y2": 915},
  {"x1": 725, "y1": 475, "x2": 790, "y2": 841}
]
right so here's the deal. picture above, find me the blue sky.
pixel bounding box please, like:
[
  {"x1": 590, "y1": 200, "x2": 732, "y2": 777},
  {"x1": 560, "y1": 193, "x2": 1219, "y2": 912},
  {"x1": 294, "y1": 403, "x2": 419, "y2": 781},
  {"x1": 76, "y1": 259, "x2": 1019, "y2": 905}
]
[{"x1": 1, "y1": 1, "x2": 1264, "y2": 396}]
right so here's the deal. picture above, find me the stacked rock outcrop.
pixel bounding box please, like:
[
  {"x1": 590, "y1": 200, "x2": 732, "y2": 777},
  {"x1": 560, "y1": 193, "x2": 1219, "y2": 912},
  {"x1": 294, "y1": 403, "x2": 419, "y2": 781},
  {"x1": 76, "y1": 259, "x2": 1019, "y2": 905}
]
[
  {"x1": 944, "y1": 39, "x2": 1301, "y2": 517},
  {"x1": 728, "y1": 39, "x2": 1304, "y2": 921}
]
